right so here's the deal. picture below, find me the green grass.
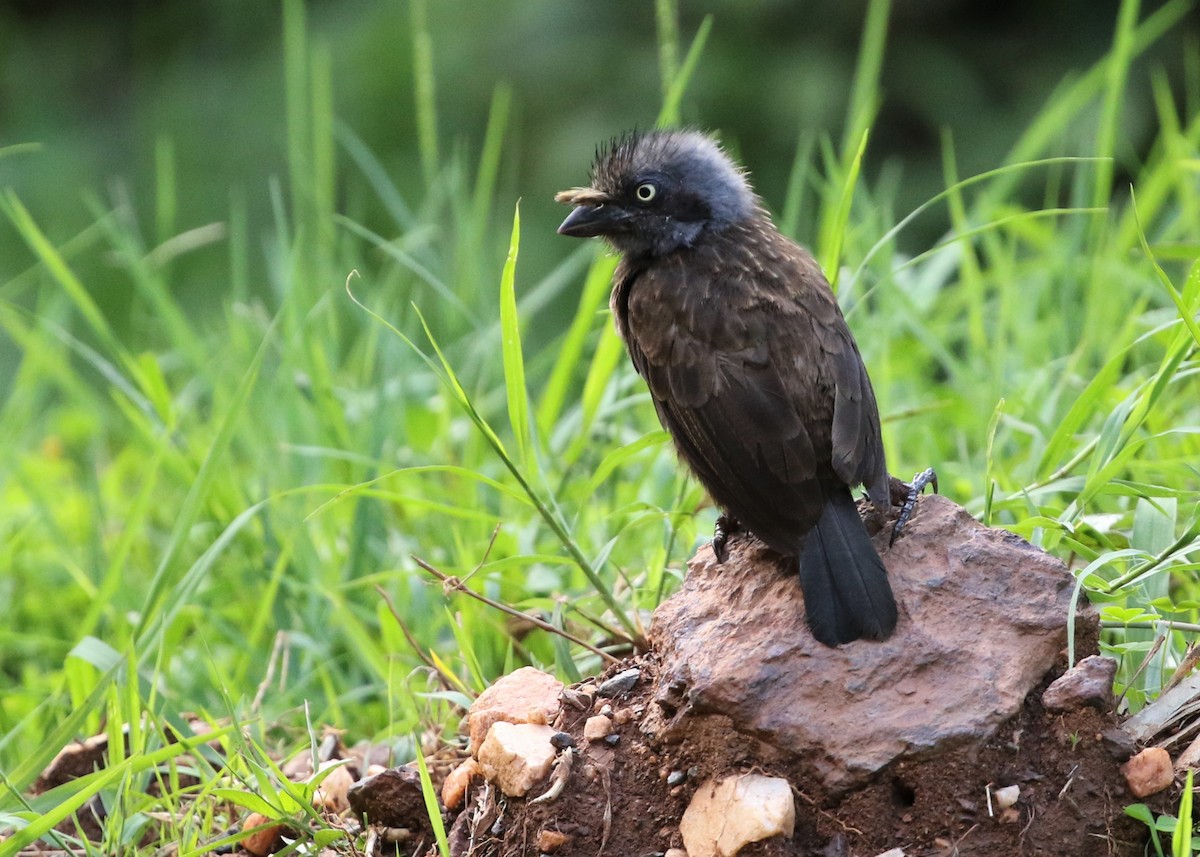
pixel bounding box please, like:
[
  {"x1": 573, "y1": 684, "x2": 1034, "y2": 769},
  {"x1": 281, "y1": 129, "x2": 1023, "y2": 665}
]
[{"x1": 1, "y1": 0, "x2": 1199, "y2": 852}]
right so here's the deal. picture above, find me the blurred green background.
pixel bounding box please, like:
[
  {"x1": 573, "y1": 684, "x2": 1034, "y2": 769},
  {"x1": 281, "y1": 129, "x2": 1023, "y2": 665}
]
[{"x1": 3, "y1": 0, "x2": 1193, "y2": 328}]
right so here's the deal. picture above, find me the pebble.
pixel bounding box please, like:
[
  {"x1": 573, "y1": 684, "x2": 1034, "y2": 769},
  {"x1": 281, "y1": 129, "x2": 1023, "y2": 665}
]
[
  {"x1": 476, "y1": 722, "x2": 559, "y2": 797},
  {"x1": 536, "y1": 829, "x2": 570, "y2": 853},
  {"x1": 992, "y1": 784, "x2": 1019, "y2": 811},
  {"x1": 1121, "y1": 746, "x2": 1175, "y2": 797},
  {"x1": 680, "y1": 773, "x2": 795, "y2": 857},
  {"x1": 583, "y1": 715, "x2": 613, "y2": 741},
  {"x1": 1042, "y1": 655, "x2": 1118, "y2": 712},
  {"x1": 440, "y1": 758, "x2": 479, "y2": 810},
  {"x1": 597, "y1": 667, "x2": 641, "y2": 698}
]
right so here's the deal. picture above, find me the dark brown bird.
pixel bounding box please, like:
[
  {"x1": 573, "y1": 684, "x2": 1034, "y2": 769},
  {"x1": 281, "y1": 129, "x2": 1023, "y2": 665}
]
[{"x1": 556, "y1": 129, "x2": 902, "y2": 646}]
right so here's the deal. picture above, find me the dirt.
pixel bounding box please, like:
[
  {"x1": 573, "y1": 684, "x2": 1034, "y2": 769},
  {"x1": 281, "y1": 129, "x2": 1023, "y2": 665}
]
[{"x1": 457, "y1": 648, "x2": 1160, "y2": 857}]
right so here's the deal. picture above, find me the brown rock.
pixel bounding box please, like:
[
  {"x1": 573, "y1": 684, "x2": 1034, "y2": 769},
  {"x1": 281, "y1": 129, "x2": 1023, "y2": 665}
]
[
  {"x1": 241, "y1": 812, "x2": 285, "y2": 856},
  {"x1": 1042, "y1": 655, "x2": 1117, "y2": 711},
  {"x1": 312, "y1": 761, "x2": 355, "y2": 813},
  {"x1": 476, "y1": 721, "x2": 559, "y2": 797},
  {"x1": 583, "y1": 714, "x2": 613, "y2": 741},
  {"x1": 651, "y1": 494, "x2": 1080, "y2": 793},
  {"x1": 346, "y1": 765, "x2": 430, "y2": 831},
  {"x1": 441, "y1": 758, "x2": 479, "y2": 810},
  {"x1": 467, "y1": 666, "x2": 564, "y2": 752},
  {"x1": 1121, "y1": 747, "x2": 1174, "y2": 797},
  {"x1": 33, "y1": 733, "x2": 111, "y2": 794},
  {"x1": 536, "y1": 829, "x2": 571, "y2": 852}
]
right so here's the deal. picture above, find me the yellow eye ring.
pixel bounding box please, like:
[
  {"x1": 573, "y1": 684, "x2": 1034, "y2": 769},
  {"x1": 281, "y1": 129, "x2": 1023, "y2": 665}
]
[{"x1": 635, "y1": 182, "x2": 658, "y2": 203}]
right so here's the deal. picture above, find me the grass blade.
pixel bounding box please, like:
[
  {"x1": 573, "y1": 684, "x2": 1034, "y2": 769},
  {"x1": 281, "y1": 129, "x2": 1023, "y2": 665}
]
[{"x1": 498, "y1": 203, "x2": 531, "y2": 469}]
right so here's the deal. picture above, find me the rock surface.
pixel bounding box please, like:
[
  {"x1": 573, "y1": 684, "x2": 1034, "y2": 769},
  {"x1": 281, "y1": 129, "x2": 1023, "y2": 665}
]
[
  {"x1": 466, "y1": 666, "x2": 563, "y2": 751},
  {"x1": 1122, "y1": 747, "x2": 1174, "y2": 797},
  {"x1": 651, "y1": 494, "x2": 1080, "y2": 792},
  {"x1": 583, "y1": 714, "x2": 613, "y2": 741},
  {"x1": 441, "y1": 758, "x2": 479, "y2": 810},
  {"x1": 475, "y1": 721, "x2": 559, "y2": 797},
  {"x1": 1042, "y1": 654, "x2": 1117, "y2": 711},
  {"x1": 680, "y1": 773, "x2": 796, "y2": 856},
  {"x1": 346, "y1": 765, "x2": 428, "y2": 831}
]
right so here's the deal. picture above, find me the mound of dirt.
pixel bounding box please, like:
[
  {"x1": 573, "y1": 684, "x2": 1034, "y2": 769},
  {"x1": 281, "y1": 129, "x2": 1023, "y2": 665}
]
[
  {"x1": 443, "y1": 494, "x2": 1158, "y2": 856},
  {"x1": 446, "y1": 652, "x2": 1143, "y2": 856}
]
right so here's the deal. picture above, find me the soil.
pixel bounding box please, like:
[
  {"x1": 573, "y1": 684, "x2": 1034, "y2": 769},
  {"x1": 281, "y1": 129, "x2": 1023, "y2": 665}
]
[{"x1": 455, "y1": 648, "x2": 1163, "y2": 857}]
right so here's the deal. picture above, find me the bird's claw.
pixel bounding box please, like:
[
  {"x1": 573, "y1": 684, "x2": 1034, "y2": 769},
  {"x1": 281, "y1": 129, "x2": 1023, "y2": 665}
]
[
  {"x1": 890, "y1": 467, "x2": 937, "y2": 546},
  {"x1": 712, "y1": 514, "x2": 742, "y2": 564}
]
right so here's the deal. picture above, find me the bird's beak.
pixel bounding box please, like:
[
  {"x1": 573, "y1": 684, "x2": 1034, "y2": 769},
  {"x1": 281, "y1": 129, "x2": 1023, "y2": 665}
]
[{"x1": 554, "y1": 187, "x2": 623, "y2": 238}]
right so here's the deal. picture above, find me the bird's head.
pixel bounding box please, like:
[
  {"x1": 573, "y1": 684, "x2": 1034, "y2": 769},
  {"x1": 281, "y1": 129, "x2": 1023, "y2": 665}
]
[{"x1": 555, "y1": 129, "x2": 755, "y2": 258}]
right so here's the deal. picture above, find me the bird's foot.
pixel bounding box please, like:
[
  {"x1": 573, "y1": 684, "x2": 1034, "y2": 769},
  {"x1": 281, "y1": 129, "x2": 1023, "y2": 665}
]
[
  {"x1": 890, "y1": 468, "x2": 938, "y2": 546},
  {"x1": 712, "y1": 514, "x2": 743, "y2": 564}
]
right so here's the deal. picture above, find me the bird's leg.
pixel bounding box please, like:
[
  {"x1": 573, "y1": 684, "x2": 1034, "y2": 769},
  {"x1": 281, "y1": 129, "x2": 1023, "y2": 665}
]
[
  {"x1": 890, "y1": 468, "x2": 938, "y2": 546},
  {"x1": 712, "y1": 514, "x2": 743, "y2": 564}
]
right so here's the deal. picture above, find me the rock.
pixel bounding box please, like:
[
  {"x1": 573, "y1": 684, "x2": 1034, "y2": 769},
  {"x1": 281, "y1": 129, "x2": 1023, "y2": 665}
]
[
  {"x1": 346, "y1": 765, "x2": 429, "y2": 831},
  {"x1": 312, "y1": 761, "x2": 355, "y2": 813},
  {"x1": 1042, "y1": 655, "x2": 1117, "y2": 711},
  {"x1": 652, "y1": 494, "x2": 1081, "y2": 793},
  {"x1": 583, "y1": 714, "x2": 613, "y2": 741},
  {"x1": 476, "y1": 722, "x2": 559, "y2": 797},
  {"x1": 536, "y1": 829, "x2": 570, "y2": 852},
  {"x1": 33, "y1": 732, "x2": 111, "y2": 794},
  {"x1": 1121, "y1": 747, "x2": 1174, "y2": 797},
  {"x1": 665, "y1": 850, "x2": 688, "y2": 857},
  {"x1": 467, "y1": 666, "x2": 564, "y2": 752},
  {"x1": 680, "y1": 773, "x2": 796, "y2": 857},
  {"x1": 597, "y1": 667, "x2": 641, "y2": 698},
  {"x1": 241, "y1": 812, "x2": 285, "y2": 857},
  {"x1": 992, "y1": 784, "x2": 1020, "y2": 811},
  {"x1": 441, "y1": 758, "x2": 479, "y2": 810},
  {"x1": 1102, "y1": 727, "x2": 1137, "y2": 761}
]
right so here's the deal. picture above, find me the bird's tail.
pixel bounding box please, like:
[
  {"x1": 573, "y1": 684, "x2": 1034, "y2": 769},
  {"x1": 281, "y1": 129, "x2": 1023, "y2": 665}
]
[{"x1": 799, "y1": 486, "x2": 898, "y2": 646}]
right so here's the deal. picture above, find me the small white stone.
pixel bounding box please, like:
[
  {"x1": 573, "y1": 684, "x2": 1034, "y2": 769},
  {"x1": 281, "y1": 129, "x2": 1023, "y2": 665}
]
[
  {"x1": 872, "y1": 849, "x2": 907, "y2": 857},
  {"x1": 993, "y1": 784, "x2": 1020, "y2": 811},
  {"x1": 680, "y1": 773, "x2": 795, "y2": 857},
  {"x1": 584, "y1": 714, "x2": 613, "y2": 741},
  {"x1": 476, "y1": 722, "x2": 559, "y2": 797}
]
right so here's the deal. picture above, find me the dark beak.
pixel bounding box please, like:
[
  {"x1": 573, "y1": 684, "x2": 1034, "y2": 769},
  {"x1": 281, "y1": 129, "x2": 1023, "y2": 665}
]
[{"x1": 557, "y1": 203, "x2": 626, "y2": 238}]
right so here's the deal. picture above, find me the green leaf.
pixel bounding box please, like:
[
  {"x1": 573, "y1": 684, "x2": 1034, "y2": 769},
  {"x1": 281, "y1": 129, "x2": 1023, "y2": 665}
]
[{"x1": 212, "y1": 789, "x2": 278, "y2": 817}]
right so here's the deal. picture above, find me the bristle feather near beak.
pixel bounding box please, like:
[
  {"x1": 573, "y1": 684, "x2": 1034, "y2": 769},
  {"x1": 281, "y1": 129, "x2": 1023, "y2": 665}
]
[{"x1": 554, "y1": 187, "x2": 609, "y2": 206}]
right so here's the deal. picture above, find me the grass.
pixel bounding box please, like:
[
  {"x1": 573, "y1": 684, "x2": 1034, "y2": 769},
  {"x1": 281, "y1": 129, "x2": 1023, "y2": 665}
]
[{"x1": 1, "y1": 0, "x2": 1199, "y2": 852}]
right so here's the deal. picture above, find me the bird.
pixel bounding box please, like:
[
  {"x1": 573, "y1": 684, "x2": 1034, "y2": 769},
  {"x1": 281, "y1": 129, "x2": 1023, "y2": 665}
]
[{"x1": 555, "y1": 128, "x2": 913, "y2": 647}]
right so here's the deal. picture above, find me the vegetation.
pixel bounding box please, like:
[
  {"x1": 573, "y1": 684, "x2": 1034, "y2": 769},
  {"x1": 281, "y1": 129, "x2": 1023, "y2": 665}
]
[{"x1": 1, "y1": 0, "x2": 1198, "y2": 852}]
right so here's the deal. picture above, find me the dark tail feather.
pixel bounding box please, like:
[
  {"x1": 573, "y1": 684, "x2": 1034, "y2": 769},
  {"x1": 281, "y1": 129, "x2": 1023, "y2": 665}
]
[{"x1": 799, "y1": 487, "x2": 898, "y2": 646}]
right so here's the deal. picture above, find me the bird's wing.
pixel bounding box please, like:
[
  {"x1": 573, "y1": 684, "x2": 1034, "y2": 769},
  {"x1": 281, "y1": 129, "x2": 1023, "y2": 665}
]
[
  {"x1": 623, "y1": 255, "x2": 831, "y2": 550},
  {"x1": 778, "y1": 247, "x2": 888, "y2": 504},
  {"x1": 824, "y1": 321, "x2": 888, "y2": 502}
]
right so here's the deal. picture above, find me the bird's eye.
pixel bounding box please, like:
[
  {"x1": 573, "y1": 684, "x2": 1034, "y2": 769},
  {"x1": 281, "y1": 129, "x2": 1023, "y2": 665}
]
[{"x1": 634, "y1": 182, "x2": 658, "y2": 204}]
